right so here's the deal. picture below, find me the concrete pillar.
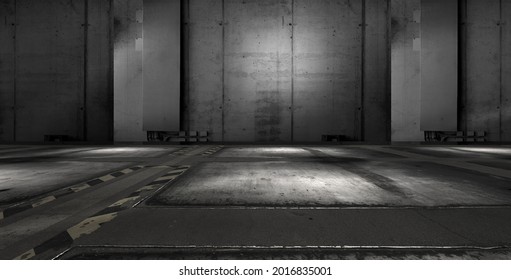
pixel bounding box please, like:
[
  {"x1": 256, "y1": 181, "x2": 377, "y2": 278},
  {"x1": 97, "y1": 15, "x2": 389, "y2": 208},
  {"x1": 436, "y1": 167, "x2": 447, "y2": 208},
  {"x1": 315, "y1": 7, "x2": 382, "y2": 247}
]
[
  {"x1": 420, "y1": 0, "x2": 458, "y2": 132},
  {"x1": 143, "y1": 0, "x2": 181, "y2": 132}
]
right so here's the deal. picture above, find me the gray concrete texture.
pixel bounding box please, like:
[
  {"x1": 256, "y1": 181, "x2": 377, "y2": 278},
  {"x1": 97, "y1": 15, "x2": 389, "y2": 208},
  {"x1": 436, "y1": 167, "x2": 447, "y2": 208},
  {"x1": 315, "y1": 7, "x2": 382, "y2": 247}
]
[
  {"x1": 113, "y1": 0, "x2": 146, "y2": 142},
  {"x1": 0, "y1": 146, "x2": 173, "y2": 205},
  {"x1": 420, "y1": 0, "x2": 458, "y2": 132},
  {"x1": 392, "y1": 0, "x2": 511, "y2": 141},
  {"x1": 59, "y1": 246, "x2": 511, "y2": 260},
  {"x1": 0, "y1": 0, "x2": 112, "y2": 143},
  {"x1": 74, "y1": 207, "x2": 511, "y2": 249},
  {"x1": 185, "y1": 0, "x2": 390, "y2": 142},
  {"x1": 15, "y1": 0, "x2": 84, "y2": 141},
  {"x1": 1, "y1": 144, "x2": 511, "y2": 260},
  {"x1": 1, "y1": 0, "x2": 511, "y2": 143},
  {"x1": 142, "y1": 0, "x2": 181, "y2": 132},
  {"x1": 0, "y1": 1, "x2": 16, "y2": 143},
  {"x1": 390, "y1": 0, "x2": 422, "y2": 141},
  {"x1": 151, "y1": 147, "x2": 511, "y2": 207},
  {"x1": 186, "y1": 0, "x2": 224, "y2": 142}
]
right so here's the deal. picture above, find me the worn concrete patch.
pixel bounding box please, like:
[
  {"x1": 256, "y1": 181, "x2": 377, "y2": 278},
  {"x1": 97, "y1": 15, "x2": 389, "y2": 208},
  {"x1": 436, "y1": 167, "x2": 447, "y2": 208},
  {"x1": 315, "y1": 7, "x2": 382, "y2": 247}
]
[{"x1": 58, "y1": 246, "x2": 511, "y2": 260}]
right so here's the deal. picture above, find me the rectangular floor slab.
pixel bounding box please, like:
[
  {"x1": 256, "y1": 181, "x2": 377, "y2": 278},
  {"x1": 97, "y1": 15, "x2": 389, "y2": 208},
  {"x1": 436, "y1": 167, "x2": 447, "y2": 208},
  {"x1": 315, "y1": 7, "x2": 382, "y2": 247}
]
[
  {"x1": 74, "y1": 207, "x2": 511, "y2": 248},
  {"x1": 150, "y1": 146, "x2": 511, "y2": 207}
]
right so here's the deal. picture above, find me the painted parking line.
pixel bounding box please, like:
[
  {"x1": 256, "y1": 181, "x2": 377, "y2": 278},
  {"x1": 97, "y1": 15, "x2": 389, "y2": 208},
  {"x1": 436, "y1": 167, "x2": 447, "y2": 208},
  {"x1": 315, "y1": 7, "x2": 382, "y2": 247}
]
[
  {"x1": 0, "y1": 166, "x2": 144, "y2": 221},
  {"x1": 201, "y1": 146, "x2": 224, "y2": 156},
  {"x1": 14, "y1": 165, "x2": 190, "y2": 260}
]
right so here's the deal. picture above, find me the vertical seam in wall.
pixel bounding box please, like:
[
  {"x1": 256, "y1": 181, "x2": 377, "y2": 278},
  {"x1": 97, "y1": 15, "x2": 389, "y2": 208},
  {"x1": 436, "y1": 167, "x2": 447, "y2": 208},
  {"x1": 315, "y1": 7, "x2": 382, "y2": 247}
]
[
  {"x1": 180, "y1": 0, "x2": 190, "y2": 132},
  {"x1": 83, "y1": 0, "x2": 89, "y2": 141},
  {"x1": 386, "y1": 0, "x2": 391, "y2": 142},
  {"x1": 419, "y1": 0, "x2": 423, "y2": 137},
  {"x1": 291, "y1": 0, "x2": 294, "y2": 142},
  {"x1": 221, "y1": 0, "x2": 225, "y2": 143},
  {"x1": 499, "y1": 0, "x2": 503, "y2": 142},
  {"x1": 13, "y1": 0, "x2": 17, "y2": 142},
  {"x1": 187, "y1": 0, "x2": 190, "y2": 133},
  {"x1": 109, "y1": 0, "x2": 114, "y2": 141},
  {"x1": 462, "y1": 0, "x2": 468, "y2": 133},
  {"x1": 360, "y1": 0, "x2": 366, "y2": 141},
  {"x1": 458, "y1": 0, "x2": 466, "y2": 131}
]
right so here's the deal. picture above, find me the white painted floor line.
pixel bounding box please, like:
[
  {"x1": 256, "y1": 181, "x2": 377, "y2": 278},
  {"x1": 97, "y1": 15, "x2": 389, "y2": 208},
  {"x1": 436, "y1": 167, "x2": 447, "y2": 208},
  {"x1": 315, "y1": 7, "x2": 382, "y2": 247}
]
[{"x1": 66, "y1": 244, "x2": 511, "y2": 251}]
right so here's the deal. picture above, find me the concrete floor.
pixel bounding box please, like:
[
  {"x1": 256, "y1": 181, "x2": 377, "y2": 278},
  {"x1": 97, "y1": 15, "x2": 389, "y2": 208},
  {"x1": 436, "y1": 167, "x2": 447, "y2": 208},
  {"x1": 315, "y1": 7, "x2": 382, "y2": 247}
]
[{"x1": 1, "y1": 144, "x2": 511, "y2": 259}]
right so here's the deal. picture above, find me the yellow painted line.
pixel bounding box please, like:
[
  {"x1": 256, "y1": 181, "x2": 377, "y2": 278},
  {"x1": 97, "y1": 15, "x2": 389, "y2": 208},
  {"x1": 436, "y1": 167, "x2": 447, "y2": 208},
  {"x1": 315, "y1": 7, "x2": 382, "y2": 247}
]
[
  {"x1": 98, "y1": 174, "x2": 116, "y2": 181},
  {"x1": 137, "y1": 185, "x2": 159, "y2": 192},
  {"x1": 14, "y1": 249, "x2": 36, "y2": 260},
  {"x1": 120, "y1": 168, "x2": 134, "y2": 173},
  {"x1": 108, "y1": 196, "x2": 140, "y2": 208},
  {"x1": 67, "y1": 212, "x2": 118, "y2": 240},
  {"x1": 31, "y1": 196, "x2": 56, "y2": 208},
  {"x1": 70, "y1": 184, "x2": 90, "y2": 192}
]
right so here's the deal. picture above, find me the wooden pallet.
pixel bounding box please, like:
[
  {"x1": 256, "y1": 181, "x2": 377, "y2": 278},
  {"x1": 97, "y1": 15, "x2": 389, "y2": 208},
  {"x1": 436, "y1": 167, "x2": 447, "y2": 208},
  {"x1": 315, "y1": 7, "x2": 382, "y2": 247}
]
[
  {"x1": 147, "y1": 131, "x2": 208, "y2": 143},
  {"x1": 424, "y1": 131, "x2": 486, "y2": 143}
]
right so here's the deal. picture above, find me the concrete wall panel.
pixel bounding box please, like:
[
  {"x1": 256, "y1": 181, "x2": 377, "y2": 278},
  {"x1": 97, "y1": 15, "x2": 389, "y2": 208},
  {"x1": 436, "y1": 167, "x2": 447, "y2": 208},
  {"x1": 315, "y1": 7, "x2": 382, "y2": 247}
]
[
  {"x1": 15, "y1": 0, "x2": 85, "y2": 141},
  {"x1": 364, "y1": 0, "x2": 389, "y2": 142},
  {"x1": 502, "y1": 1, "x2": 511, "y2": 141},
  {"x1": 390, "y1": 0, "x2": 422, "y2": 141},
  {"x1": 142, "y1": 0, "x2": 181, "y2": 132},
  {"x1": 293, "y1": 0, "x2": 362, "y2": 142},
  {"x1": 0, "y1": 0, "x2": 15, "y2": 142},
  {"x1": 223, "y1": 0, "x2": 293, "y2": 142},
  {"x1": 187, "y1": 0, "x2": 223, "y2": 141},
  {"x1": 465, "y1": 0, "x2": 501, "y2": 141},
  {"x1": 86, "y1": 0, "x2": 113, "y2": 142},
  {"x1": 113, "y1": 0, "x2": 145, "y2": 141},
  {"x1": 420, "y1": 0, "x2": 458, "y2": 132}
]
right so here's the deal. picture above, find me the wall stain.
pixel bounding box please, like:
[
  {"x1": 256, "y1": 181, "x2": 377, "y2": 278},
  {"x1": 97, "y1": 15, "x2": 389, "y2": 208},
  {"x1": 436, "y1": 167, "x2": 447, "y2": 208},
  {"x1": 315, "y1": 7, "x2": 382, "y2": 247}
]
[
  {"x1": 390, "y1": 17, "x2": 400, "y2": 43},
  {"x1": 113, "y1": 17, "x2": 122, "y2": 41},
  {"x1": 255, "y1": 90, "x2": 282, "y2": 141}
]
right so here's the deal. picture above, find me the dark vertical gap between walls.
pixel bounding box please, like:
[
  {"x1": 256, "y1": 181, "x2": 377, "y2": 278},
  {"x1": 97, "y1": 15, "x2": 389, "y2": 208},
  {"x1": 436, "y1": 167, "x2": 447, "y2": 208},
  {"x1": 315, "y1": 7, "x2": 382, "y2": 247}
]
[
  {"x1": 180, "y1": 0, "x2": 190, "y2": 132},
  {"x1": 499, "y1": 0, "x2": 503, "y2": 142},
  {"x1": 83, "y1": 0, "x2": 89, "y2": 141},
  {"x1": 13, "y1": 0, "x2": 17, "y2": 142},
  {"x1": 385, "y1": 0, "x2": 391, "y2": 142},
  {"x1": 221, "y1": 0, "x2": 225, "y2": 142},
  {"x1": 108, "y1": 0, "x2": 114, "y2": 141},
  {"x1": 458, "y1": 0, "x2": 467, "y2": 133},
  {"x1": 360, "y1": 0, "x2": 366, "y2": 142},
  {"x1": 291, "y1": 0, "x2": 294, "y2": 142}
]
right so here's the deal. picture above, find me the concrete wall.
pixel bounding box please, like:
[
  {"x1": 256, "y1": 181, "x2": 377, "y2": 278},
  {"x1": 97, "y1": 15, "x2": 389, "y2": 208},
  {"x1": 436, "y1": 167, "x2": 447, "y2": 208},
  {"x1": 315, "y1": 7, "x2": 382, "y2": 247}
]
[
  {"x1": 293, "y1": 0, "x2": 362, "y2": 142},
  {"x1": 461, "y1": 0, "x2": 510, "y2": 142},
  {"x1": 420, "y1": 0, "x2": 458, "y2": 132},
  {"x1": 0, "y1": 0, "x2": 112, "y2": 143},
  {"x1": 392, "y1": 0, "x2": 511, "y2": 142},
  {"x1": 142, "y1": 0, "x2": 181, "y2": 132},
  {"x1": 87, "y1": 0, "x2": 114, "y2": 142},
  {"x1": 186, "y1": 0, "x2": 390, "y2": 142},
  {"x1": 504, "y1": 1, "x2": 511, "y2": 141},
  {"x1": 185, "y1": 0, "x2": 224, "y2": 141},
  {"x1": 364, "y1": 0, "x2": 390, "y2": 142},
  {"x1": 0, "y1": 0, "x2": 15, "y2": 142},
  {"x1": 113, "y1": 0, "x2": 145, "y2": 142},
  {"x1": 2, "y1": 0, "x2": 510, "y2": 144},
  {"x1": 223, "y1": 0, "x2": 292, "y2": 142},
  {"x1": 390, "y1": 0, "x2": 422, "y2": 141}
]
